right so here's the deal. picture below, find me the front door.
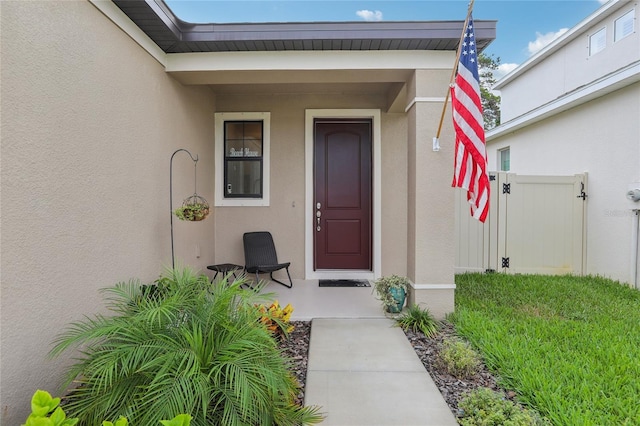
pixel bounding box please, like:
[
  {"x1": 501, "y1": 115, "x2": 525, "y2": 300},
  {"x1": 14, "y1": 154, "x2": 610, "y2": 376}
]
[{"x1": 314, "y1": 119, "x2": 372, "y2": 270}]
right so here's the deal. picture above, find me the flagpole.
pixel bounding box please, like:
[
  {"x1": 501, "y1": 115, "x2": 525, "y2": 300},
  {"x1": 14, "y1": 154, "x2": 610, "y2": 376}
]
[{"x1": 433, "y1": 0, "x2": 475, "y2": 151}]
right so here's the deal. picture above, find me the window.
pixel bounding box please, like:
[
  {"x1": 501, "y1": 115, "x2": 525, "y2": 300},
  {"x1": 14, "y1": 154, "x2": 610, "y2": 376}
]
[
  {"x1": 615, "y1": 10, "x2": 635, "y2": 42},
  {"x1": 589, "y1": 27, "x2": 606, "y2": 56},
  {"x1": 499, "y1": 147, "x2": 510, "y2": 172},
  {"x1": 215, "y1": 112, "x2": 270, "y2": 206}
]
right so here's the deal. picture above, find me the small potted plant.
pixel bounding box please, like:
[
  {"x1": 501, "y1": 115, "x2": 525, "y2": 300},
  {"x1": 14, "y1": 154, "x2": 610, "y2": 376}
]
[
  {"x1": 373, "y1": 274, "x2": 411, "y2": 313},
  {"x1": 174, "y1": 195, "x2": 210, "y2": 221}
]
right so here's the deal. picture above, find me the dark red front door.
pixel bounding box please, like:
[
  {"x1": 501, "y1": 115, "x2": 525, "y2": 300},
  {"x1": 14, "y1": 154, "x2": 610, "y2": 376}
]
[{"x1": 314, "y1": 119, "x2": 372, "y2": 270}]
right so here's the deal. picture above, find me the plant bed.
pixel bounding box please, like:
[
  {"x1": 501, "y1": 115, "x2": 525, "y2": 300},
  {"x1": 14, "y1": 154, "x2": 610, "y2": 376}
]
[{"x1": 283, "y1": 320, "x2": 516, "y2": 418}]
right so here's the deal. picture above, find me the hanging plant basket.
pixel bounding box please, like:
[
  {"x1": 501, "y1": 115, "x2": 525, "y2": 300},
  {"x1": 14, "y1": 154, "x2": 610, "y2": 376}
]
[{"x1": 174, "y1": 194, "x2": 210, "y2": 222}]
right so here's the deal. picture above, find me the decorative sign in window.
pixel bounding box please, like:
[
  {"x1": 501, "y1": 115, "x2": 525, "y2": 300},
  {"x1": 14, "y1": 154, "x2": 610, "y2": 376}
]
[
  {"x1": 224, "y1": 121, "x2": 264, "y2": 198},
  {"x1": 229, "y1": 148, "x2": 260, "y2": 157}
]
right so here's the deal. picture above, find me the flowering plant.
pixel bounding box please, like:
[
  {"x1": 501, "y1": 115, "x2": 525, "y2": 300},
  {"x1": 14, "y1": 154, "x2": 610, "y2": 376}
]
[{"x1": 257, "y1": 300, "x2": 294, "y2": 339}]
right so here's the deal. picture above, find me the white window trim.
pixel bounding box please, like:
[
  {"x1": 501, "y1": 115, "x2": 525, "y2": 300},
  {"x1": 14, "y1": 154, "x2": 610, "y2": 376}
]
[
  {"x1": 589, "y1": 27, "x2": 607, "y2": 56},
  {"x1": 614, "y1": 9, "x2": 635, "y2": 43},
  {"x1": 498, "y1": 147, "x2": 510, "y2": 172},
  {"x1": 214, "y1": 112, "x2": 270, "y2": 207}
]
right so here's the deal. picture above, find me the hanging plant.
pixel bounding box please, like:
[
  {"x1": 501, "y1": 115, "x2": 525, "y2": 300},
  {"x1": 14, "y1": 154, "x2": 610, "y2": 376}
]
[{"x1": 174, "y1": 194, "x2": 209, "y2": 221}]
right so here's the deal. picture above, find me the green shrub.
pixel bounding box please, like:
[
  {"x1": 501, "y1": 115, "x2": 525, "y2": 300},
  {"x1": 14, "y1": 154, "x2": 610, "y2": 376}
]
[
  {"x1": 50, "y1": 268, "x2": 323, "y2": 426},
  {"x1": 438, "y1": 338, "x2": 481, "y2": 379},
  {"x1": 395, "y1": 304, "x2": 439, "y2": 337},
  {"x1": 21, "y1": 390, "x2": 192, "y2": 426},
  {"x1": 458, "y1": 387, "x2": 548, "y2": 426}
]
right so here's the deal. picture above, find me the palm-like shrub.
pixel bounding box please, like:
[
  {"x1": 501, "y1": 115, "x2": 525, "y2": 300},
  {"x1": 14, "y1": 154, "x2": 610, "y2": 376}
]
[{"x1": 50, "y1": 268, "x2": 322, "y2": 425}]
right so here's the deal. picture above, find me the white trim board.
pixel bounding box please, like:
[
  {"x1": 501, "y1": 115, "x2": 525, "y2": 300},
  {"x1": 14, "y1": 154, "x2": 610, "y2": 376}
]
[
  {"x1": 304, "y1": 109, "x2": 382, "y2": 280},
  {"x1": 487, "y1": 60, "x2": 640, "y2": 141}
]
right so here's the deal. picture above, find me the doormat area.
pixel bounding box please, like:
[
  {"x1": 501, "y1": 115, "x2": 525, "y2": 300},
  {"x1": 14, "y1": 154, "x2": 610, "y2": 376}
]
[{"x1": 319, "y1": 279, "x2": 371, "y2": 287}]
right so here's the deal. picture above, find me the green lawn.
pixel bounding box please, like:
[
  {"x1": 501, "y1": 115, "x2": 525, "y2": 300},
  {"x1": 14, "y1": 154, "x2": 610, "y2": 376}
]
[{"x1": 452, "y1": 273, "x2": 640, "y2": 426}]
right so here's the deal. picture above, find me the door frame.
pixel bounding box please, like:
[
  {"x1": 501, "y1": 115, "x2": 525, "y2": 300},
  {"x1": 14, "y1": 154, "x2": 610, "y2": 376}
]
[{"x1": 304, "y1": 109, "x2": 382, "y2": 280}]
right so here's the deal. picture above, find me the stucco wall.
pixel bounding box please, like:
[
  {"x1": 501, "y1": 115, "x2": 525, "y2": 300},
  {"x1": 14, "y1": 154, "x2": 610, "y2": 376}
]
[
  {"x1": 487, "y1": 83, "x2": 640, "y2": 284},
  {"x1": 211, "y1": 93, "x2": 409, "y2": 279},
  {"x1": 406, "y1": 69, "x2": 456, "y2": 285},
  {"x1": 1, "y1": 1, "x2": 216, "y2": 422}
]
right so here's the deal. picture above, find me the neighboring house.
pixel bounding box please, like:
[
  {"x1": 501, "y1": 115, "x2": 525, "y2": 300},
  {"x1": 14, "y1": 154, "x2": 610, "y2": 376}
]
[
  {"x1": 486, "y1": 0, "x2": 640, "y2": 286},
  {"x1": 0, "y1": 0, "x2": 495, "y2": 422}
]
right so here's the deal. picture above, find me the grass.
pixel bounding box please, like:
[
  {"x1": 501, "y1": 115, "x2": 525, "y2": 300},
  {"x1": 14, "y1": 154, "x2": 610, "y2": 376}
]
[{"x1": 452, "y1": 273, "x2": 640, "y2": 426}]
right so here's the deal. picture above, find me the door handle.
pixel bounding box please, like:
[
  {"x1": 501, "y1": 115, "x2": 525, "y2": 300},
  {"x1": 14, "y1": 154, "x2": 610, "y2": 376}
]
[{"x1": 316, "y1": 207, "x2": 321, "y2": 231}]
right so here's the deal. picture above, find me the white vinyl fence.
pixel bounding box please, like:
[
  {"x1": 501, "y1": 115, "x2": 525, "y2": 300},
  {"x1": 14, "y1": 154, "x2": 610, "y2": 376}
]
[{"x1": 455, "y1": 172, "x2": 587, "y2": 275}]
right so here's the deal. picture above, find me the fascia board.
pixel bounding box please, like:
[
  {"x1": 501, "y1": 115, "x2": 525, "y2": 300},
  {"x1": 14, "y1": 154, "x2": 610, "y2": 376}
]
[
  {"x1": 494, "y1": 0, "x2": 630, "y2": 90},
  {"x1": 165, "y1": 50, "x2": 454, "y2": 72},
  {"x1": 487, "y1": 60, "x2": 640, "y2": 141}
]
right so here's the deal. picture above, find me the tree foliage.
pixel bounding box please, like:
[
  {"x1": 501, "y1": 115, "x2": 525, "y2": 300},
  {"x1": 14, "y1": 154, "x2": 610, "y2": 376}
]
[{"x1": 478, "y1": 53, "x2": 502, "y2": 130}]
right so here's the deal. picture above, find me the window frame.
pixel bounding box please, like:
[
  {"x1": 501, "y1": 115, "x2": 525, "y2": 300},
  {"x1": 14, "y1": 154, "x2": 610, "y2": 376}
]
[
  {"x1": 614, "y1": 9, "x2": 635, "y2": 42},
  {"x1": 215, "y1": 112, "x2": 270, "y2": 207},
  {"x1": 499, "y1": 147, "x2": 510, "y2": 172},
  {"x1": 589, "y1": 27, "x2": 607, "y2": 56}
]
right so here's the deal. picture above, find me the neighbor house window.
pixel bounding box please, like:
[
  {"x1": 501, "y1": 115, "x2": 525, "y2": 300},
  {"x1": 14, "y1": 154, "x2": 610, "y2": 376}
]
[
  {"x1": 215, "y1": 112, "x2": 270, "y2": 206},
  {"x1": 615, "y1": 10, "x2": 635, "y2": 42},
  {"x1": 499, "y1": 148, "x2": 510, "y2": 171},
  {"x1": 589, "y1": 27, "x2": 606, "y2": 56}
]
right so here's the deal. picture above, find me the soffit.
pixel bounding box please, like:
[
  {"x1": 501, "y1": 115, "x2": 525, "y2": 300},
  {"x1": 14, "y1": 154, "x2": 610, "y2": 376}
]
[{"x1": 112, "y1": 0, "x2": 496, "y2": 54}]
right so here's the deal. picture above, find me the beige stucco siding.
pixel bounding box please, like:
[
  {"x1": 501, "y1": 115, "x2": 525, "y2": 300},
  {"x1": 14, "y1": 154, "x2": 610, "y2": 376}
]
[
  {"x1": 406, "y1": 69, "x2": 456, "y2": 286},
  {"x1": 1, "y1": 1, "x2": 215, "y2": 423},
  {"x1": 487, "y1": 82, "x2": 640, "y2": 284},
  {"x1": 212, "y1": 93, "x2": 409, "y2": 279}
]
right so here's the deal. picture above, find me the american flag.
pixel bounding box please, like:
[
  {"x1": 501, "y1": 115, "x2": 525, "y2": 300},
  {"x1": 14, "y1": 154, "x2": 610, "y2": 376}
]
[{"x1": 451, "y1": 15, "x2": 490, "y2": 223}]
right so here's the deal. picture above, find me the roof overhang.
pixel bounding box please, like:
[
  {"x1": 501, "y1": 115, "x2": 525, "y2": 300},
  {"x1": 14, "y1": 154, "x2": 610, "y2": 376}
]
[
  {"x1": 487, "y1": 60, "x2": 640, "y2": 141},
  {"x1": 98, "y1": 0, "x2": 495, "y2": 110},
  {"x1": 111, "y1": 0, "x2": 496, "y2": 54}
]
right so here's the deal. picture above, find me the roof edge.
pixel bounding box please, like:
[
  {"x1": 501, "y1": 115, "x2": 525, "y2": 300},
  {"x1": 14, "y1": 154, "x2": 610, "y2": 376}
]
[
  {"x1": 487, "y1": 60, "x2": 640, "y2": 140},
  {"x1": 494, "y1": 0, "x2": 631, "y2": 89}
]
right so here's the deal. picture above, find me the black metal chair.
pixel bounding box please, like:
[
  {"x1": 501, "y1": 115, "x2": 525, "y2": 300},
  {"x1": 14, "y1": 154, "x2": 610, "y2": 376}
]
[{"x1": 243, "y1": 231, "x2": 293, "y2": 289}]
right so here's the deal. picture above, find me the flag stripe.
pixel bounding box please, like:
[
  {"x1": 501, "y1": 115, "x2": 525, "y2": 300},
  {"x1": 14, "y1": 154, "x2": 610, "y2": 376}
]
[{"x1": 451, "y1": 14, "x2": 490, "y2": 223}]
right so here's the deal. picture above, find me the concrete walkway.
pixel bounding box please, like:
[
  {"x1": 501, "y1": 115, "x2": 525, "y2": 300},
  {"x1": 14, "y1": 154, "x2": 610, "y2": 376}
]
[{"x1": 304, "y1": 318, "x2": 458, "y2": 426}]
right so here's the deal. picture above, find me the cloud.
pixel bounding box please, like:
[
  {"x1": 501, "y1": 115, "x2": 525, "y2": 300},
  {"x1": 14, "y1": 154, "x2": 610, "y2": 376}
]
[
  {"x1": 356, "y1": 10, "x2": 383, "y2": 21},
  {"x1": 527, "y1": 28, "x2": 569, "y2": 55},
  {"x1": 495, "y1": 63, "x2": 519, "y2": 80}
]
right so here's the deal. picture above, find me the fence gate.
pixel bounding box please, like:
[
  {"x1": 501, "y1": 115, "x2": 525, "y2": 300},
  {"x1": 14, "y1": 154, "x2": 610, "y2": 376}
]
[{"x1": 455, "y1": 172, "x2": 587, "y2": 275}]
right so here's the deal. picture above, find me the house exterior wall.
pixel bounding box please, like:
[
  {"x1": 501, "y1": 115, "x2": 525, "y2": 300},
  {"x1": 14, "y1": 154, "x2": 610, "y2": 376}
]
[
  {"x1": 487, "y1": 83, "x2": 640, "y2": 284},
  {"x1": 1, "y1": 1, "x2": 216, "y2": 423},
  {"x1": 211, "y1": 93, "x2": 409, "y2": 279},
  {"x1": 500, "y1": 2, "x2": 639, "y2": 122},
  {"x1": 406, "y1": 69, "x2": 457, "y2": 318}
]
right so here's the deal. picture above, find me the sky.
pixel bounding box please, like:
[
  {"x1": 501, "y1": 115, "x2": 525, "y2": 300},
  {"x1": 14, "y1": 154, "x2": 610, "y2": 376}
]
[{"x1": 165, "y1": 0, "x2": 608, "y2": 79}]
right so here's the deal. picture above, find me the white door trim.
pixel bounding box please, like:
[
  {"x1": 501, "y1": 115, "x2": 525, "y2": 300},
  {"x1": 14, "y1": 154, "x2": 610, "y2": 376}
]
[{"x1": 304, "y1": 109, "x2": 382, "y2": 280}]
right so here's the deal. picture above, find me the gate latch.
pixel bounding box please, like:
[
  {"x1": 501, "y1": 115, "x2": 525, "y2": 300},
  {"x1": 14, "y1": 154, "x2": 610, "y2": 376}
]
[{"x1": 576, "y1": 182, "x2": 587, "y2": 200}]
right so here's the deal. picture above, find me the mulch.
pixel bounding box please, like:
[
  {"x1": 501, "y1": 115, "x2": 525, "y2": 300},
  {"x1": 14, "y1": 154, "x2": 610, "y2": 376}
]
[{"x1": 281, "y1": 320, "x2": 516, "y2": 416}]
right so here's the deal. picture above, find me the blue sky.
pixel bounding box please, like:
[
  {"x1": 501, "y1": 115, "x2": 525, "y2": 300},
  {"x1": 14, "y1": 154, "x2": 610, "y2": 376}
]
[{"x1": 165, "y1": 0, "x2": 607, "y2": 77}]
